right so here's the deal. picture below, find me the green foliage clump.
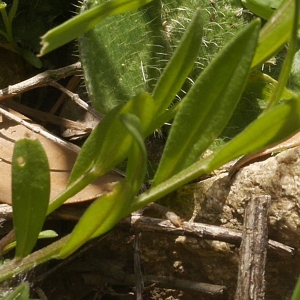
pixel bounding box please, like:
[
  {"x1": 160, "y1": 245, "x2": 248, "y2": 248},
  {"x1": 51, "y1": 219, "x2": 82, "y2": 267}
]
[
  {"x1": 1, "y1": 1, "x2": 300, "y2": 299},
  {"x1": 79, "y1": 0, "x2": 249, "y2": 114}
]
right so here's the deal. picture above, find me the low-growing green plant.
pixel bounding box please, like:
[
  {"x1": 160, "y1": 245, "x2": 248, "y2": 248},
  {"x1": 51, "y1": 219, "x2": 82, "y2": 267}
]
[
  {"x1": 0, "y1": 0, "x2": 72, "y2": 68},
  {"x1": 0, "y1": 0, "x2": 42, "y2": 67},
  {"x1": 1, "y1": 0, "x2": 300, "y2": 298}
]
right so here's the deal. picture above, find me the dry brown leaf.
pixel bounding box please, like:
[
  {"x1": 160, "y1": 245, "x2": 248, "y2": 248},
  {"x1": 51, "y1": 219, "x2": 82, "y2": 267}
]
[{"x1": 0, "y1": 109, "x2": 123, "y2": 205}]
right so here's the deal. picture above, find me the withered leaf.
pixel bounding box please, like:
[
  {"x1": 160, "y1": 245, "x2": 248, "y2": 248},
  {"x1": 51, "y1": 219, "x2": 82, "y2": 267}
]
[{"x1": 0, "y1": 109, "x2": 123, "y2": 205}]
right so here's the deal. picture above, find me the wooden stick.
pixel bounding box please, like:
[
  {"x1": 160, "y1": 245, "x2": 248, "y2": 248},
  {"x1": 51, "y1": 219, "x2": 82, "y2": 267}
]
[
  {"x1": 235, "y1": 195, "x2": 270, "y2": 300},
  {"x1": 0, "y1": 105, "x2": 80, "y2": 154},
  {"x1": 0, "y1": 62, "x2": 82, "y2": 100},
  {"x1": 133, "y1": 233, "x2": 144, "y2": 300},
  {"x1": 126, "y1": 215, "x2": 293, "y2": 255},
  {"x1": 0, "y1": 204, "x2": 293, "y2": 256}
]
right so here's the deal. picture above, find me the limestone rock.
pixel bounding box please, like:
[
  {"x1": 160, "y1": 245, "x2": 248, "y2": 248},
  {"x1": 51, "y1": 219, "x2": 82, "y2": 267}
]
[{"x1": 163, "y1": 146, "x2": 300, "y2": 299}]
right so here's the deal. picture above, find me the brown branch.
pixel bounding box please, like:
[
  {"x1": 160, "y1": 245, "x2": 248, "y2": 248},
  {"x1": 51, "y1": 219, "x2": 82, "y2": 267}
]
[
  {"x1": 235, "y1": 195, "x2": 270, "y2": 300},
  {"x1": 125, "y1": 215, "x2": 294, "y2": 255},
  {"x1": 0, "y1": 62, "x2": 82, "y2": 100},
  {"x1": 0, "y1": 105, "x2": 80, "y2": 154},
  {"x1": 0, "y1": 202, "x2": 293, "y2": 255},
  {"x1": 133, "y1": 233, "x2": 144, "y2": 300},
  {"x1": 4, "y1": 100, "x2": 94, "y2": 134},
  {"x1": 49, "y1": 81, "x2": 102, "y2": 120}
]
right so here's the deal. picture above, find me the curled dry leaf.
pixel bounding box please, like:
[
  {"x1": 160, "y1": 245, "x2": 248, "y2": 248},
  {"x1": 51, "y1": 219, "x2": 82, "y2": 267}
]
[{"x1": 0, "y1": 109, "x2": 123, "y2": 205}]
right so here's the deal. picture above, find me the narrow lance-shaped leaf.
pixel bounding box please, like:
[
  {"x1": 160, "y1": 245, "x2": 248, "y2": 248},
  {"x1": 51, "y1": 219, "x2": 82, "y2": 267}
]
[
  {"x1": 39, "y1": 0, "x2": 152, "y2": 56},
  {"x1": 207, "y1": 97, "x2": 300, "y2": 171},
  {"x1": 152, "y1": 19, "x2": 261, "y2": 186},
  {"x1": 152, "y1": 9, "x2": 203, "y2": 115},
  {"x1": 241, "y1": 0, "x2": 281, "y2": 20},
  {"x1": 291, "y1": 277, "x2": 300, "y2": 300},
  {"x1": 90, "y1": 113, "x2": 147, "y2": 238},
  {"x1": 251, "y1": 0, "x2": 294, "y2": 70},
  {"x1": 12, "y1": 138, "x2": 50, "y2": 258},
  {"x1": 68, "y1": 92, "x2": 154, "y2": 185},
  {"x1": 59, "y1": 114, "x2": 147, "y2": 258},
  {"x1": 8, "y1": 0, "x2": 19, "y2": 25},
  {"x1": 265, "y1": 0, "x2": 299, "y2": 110},
  {"x1": 132, "y1": 96, "x2": 300, "y2": 212},
  {"x1": 118, "y1": 113, "x2": 147, "y2": 192}
]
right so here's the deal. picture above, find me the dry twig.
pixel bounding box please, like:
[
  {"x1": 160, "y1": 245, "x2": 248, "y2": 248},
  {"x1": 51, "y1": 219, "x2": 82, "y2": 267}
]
[
  {"x1": 0, "y1": 62, "x2": 82, "y2": 100},
  {"x1": 235, "y1": 195, "x2": 270, "y2": 300}
]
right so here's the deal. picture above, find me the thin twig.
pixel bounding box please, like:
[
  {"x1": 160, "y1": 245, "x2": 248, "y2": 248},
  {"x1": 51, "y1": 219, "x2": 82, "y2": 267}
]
[
  {"x1": 49, "y1": 81, "x2": 102, "y2": 121},
  {"x1": 0, "y1": 62, "x2": 82, "y2": 100},
  {"x1": 0, "y1": 203, "x2": 293, "y2": 255},
  {"x1": 4, "y1": 100, "x2": 94, "y2": 133},
  {"x1": 48, "y1": 75, "x2": 82, "y2": 116},
  {"x1": 125, "y1": 215, "x2": 294, "y2": 255},
  {"x1": 133, "y1": 233, "x2": 144, "y2": 300},
  {"x1": 0, "y1": 105, "x2": 80, "y2": 153}
]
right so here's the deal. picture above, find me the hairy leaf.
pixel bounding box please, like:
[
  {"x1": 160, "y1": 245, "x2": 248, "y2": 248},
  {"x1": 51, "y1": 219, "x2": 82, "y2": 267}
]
[
  {"x1": 59, "y1": 114, "x2": 147, "y2": 258},
  {"x1": 153, "y1": 19, "x2": 261, "y2": 185},
  {"x1": 39, "y1": 0, "x2": 152, "y2": 56},
  {"x1": 12, "y1": 138, "x2": 50, "y2": 258},
  {"x1": 251, "y1": 0, "x2": 294, "y2": 69}
]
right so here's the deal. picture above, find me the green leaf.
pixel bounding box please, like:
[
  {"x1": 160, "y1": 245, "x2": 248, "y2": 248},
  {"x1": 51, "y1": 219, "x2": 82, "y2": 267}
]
[
  {"x1": 4, "y1": 282, "x2": 30, "y2": 300},
  {"x1": 68, "y1": 92, "x2": 154, "y2": 185},
  {"x1": 39, "y1": 0, "x2": 152, "y2": 56},
  {"x1": 119, "y1": 113, "x2": 147, "y2": 189},
  {"x1": 47, "y1": 93, "x2": 154, "y2": 214},
  {"x1": 67, "y1": 105, "x2": 123, "y2": 186},
  {"x1": 291, "y1": 277, "x2": 300, "y2": 300},
  {"x1": 21, "y1": 48, "x2": 42, "y2": 69},
  {"x1": 207, "y1": 98, "x2": 300, "y2": 169},
  {"x1": 265, "y1": 0, "x2": 299, "y2": 110},
  {"x1": 152, "y1": 19, "x2": 261, "y2": 186},
  {"x1": 152, "y1": 8, "x2": 203, "y2": 113},
  {"x1": 59, "y1": 114, "x2": 147, "y2": 258},
  {"x1": 132, "y1": 96, "x2": 300, "y2": 212},
  {"x1": 58, "y1": 183, "x2": 126, "y2": 259},
  {"x1": 8, "y1": 0, "x2": 19, "y2": 24},
  {"x1": 244, "y1": 72, "x2": 296, "y2": 105},
  {"x1": 251, "y1": 0, "x2": 294, "y2": 69},
  {"x1": 12, "y1": 139, "x2": 50, "y2": 258},
  {"x1": 241, "y1": 0, "x2": 281, "y2": 20}
]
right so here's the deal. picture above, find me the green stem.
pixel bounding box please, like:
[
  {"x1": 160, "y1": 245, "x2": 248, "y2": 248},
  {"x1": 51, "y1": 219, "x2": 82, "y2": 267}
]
[
  {"x1": 47, "y1": 170, "x2": 98, "y2": 214},
  {"x1": 1, "y1": 8, "x2": 10, "y2": 40},
  {"x1": 129, "y1": 155, "x2": 212, "y2": 214},
  {"x1": 0, "y1": 235, "x2": 70, "y2": 282},
  {"x1": 0, "y1": 1, "x2": 21, "y2": 53}
]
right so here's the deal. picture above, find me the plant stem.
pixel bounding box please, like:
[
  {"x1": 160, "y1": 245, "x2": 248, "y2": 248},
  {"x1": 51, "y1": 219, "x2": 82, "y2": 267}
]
[
  {"x1": 0, "y1": 235, "x2": 70, "y2": 282},
  {"x1": 0, "y1": 0, "x2": 21, "y2": 53},
  {"x1": 47, "y1": 170, "x2": 98, "y2": 214}
]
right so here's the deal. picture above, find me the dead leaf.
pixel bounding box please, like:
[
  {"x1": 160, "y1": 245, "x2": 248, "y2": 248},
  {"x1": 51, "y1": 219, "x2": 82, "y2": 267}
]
[{"x1": 0, "y1": 109, "x2": 123, "y2": 205}]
